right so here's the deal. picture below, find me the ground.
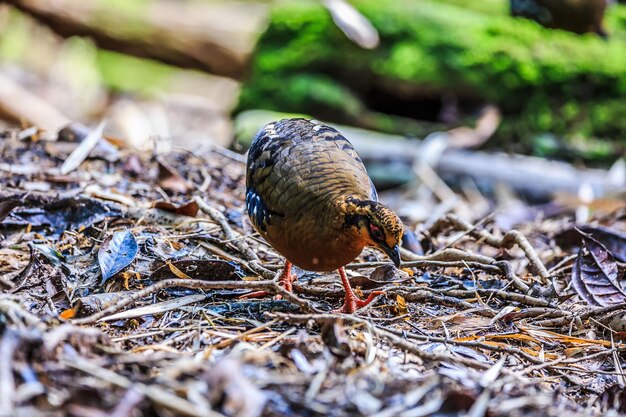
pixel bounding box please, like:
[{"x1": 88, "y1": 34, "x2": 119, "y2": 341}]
[{"x1": 1, "y1": 127, "x2": 625, "y2": 417}]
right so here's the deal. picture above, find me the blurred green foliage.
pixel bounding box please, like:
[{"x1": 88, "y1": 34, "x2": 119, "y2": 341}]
[
  {"x1": 238, "y1": 0, "x2": 626, "y2": 159},
  {"x1": 1, "y1": 0, "x2": 625, "y2": 160},
  {"x1": 96, "y1": 50, "x2": 177, "y2": 94},
  {"x1": 0, "y1": 7, "x2": 178, "y2": 94},
  {"x1": 0, "y1": 8, "x2": 32, "y2": 61}
]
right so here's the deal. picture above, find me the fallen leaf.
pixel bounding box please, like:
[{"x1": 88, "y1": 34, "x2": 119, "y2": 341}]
[
  {"x1": 98, "y1": 294, "x2": 207, "y2": 322},
  {"x1": 167, "y1": 261, "x2": 191, "y2": 279},
  {"x1": 600, "y1": 311, "x2": 626, "y2": 333},
  {"x1": 152, "y1": 200, "x2": 199, "y2": 217},
  {"x1": 348, "y1": 265, "x2": 410, "y2": 290},
  {"x1": 150, "y1": 259, "x2": 245, "y2": 281},
  {"x1": 79, "y1": 291, "x2": 131, "y2": 316},
  {"x1": 572, "y1": 232, "x2": 626, "y2": 307},
  {"x1": 5, "y1": 198, "x2": 122, "y2": 236},
  {"x1": 31, "y1": 243, "x2": 65, "y2": 266},
  {"x1": 521, "y1": 327, "x2": 625, "y2": 348},
  {"x1": 554, "y1": 225, "x2": 626, "y2": 263},
  {"x1": 401, "y1": 229, "x2": 423, "y2": 255},
  {"x1": 579, "y1": 225, "x2": 626, "y2": 263},
  {"x1": 98, "y1": 231, "x2": 139, "y2": 284},
  {"x1": 395, "y1": 294, "x2": 408, "y2": 315},
  {"x1": 157, "y1": 158, "x2": 194, "y2": 194},
  {"x1": 59, "y1": 306, "x2": 79, "y2": 320}
]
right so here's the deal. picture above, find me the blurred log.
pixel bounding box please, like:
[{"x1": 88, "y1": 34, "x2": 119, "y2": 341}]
[
  {"x1": 0, "y1": 72, "x2": 70, "y2": 132},
  {"x1": 236, "y1": 110, "x2": 623, "y2": 200},
  {"x1": 434, "y1": 149, "x2": 617, "y2": 199},
  {"x1": 1, "y1": 0, "x2": 268, "y2": 80},
  {"x1": 355, "y1": 132, "x2": 621, "y2": 199}
]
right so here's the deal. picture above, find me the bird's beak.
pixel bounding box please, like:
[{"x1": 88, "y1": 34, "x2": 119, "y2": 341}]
[{"x1": 383, "y1": 244, "x2": 401, "y2": 268}]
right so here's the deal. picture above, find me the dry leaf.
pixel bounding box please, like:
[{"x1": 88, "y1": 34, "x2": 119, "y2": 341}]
[
  {"x1": 167, "y1": 261, "x2": 191, "y2": 279},
  {"x1": 572, "y1": 232, "x2": 626, "y2": 307},
  {"x1": 395, "y1": 294, "x2": 408, "y2": 315}
]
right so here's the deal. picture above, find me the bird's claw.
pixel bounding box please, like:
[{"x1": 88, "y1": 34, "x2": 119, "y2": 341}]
[
  {"x1": 278, "y1": 273, "x2": 298, "y2": 295},
  {"x1": 333, "y1": 290, "x2": 385, "y2": 314},
  {"x1": 274, "y1": 273, "x2": 297, "y2": 300},
  {"x1": 239, "y1": 273, "x2": 297, "y2": 300}
]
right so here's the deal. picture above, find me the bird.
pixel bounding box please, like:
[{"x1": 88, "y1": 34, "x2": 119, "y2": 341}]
[
  {"x1": 245, "y1": 118, "x2": 403, "y2": 313},
  {"x1": 510, "y1": 0, "x2": 609, "y2": 36}
]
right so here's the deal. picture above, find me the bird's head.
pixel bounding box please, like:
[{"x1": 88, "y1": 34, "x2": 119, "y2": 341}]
[{"x1": 342, "y1": 197, "x2": 404, "y2": 267}]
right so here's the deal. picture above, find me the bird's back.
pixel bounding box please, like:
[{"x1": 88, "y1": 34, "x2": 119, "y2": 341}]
[
  {"x1": 245, "y1": 118, "x2": 377, "y2": 270},
  {"x1": 246, "y1": 119, "x2": 375, "y2": 230}
]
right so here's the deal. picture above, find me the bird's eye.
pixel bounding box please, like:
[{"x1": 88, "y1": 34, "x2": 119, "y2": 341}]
[{"x1": 369, "y1": 224, "x2": 383, "y2": 241}]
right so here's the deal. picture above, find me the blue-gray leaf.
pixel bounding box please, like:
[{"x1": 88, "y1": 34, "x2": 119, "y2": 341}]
[{"x1": 98, "y1": 231, "x2": 138, "y2": 284}]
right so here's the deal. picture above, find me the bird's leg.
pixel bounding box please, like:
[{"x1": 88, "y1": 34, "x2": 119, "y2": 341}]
[
  {"x1": 333, "y1": 267, "x2": 384, "y2": 314},
  {"x1": 275, "y1": 261, "x2": 297, "y2": 299},
  {"x1": 240, "y1": 261, "x2": 296, "y2": 299}
]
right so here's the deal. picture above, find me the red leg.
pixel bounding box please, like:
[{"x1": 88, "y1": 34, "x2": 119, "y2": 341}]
[
  {"x1": 275, "y1": 261, "x2": 296, "y2": 299},
  {"x1": 239, "y1": 261, "x2": 296, "y2": 299},
  {"x1": 333, "y1": 267, "x2": 385, "y2": 314}
]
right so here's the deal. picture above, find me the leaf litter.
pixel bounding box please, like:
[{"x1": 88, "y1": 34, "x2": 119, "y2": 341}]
[
  {"x1": 98, "y1": 230, "x2": 139, "y2": 284},
  {"x1": 0, "y1": 127, "x2": 625, "y2": 417},
  {"x1": 571, "y1": 231, "x2": 626, "y2": 308}
]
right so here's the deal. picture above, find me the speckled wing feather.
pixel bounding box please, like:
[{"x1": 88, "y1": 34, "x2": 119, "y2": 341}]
[{"x1": 245, "y1": 118, "x2": 376, "y2": 233}]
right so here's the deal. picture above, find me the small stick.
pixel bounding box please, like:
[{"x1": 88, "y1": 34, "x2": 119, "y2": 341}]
[
  {"x1": 195, "y1": 196, "x2": 260, "y2": 262},
  {"x1": 400, "y1": 247, "x2": 496, "y2": 265},
  {"x1": 534, "y1": 304, "x2": 626, "y2": 328},
  {"x1": 72, "y1": 274, "x2": 322, "y2": 325},
  {"x1": 444, "y1": 214, "x2": 550, "y2": 284},
  {"x1": 440, "y1": 288, "x2": 552, "y2": 308}
]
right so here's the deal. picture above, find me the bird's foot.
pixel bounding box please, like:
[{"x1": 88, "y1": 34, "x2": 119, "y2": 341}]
[
  {"x1": 239, "y1": 273, "x2": 297, "y2": 300},
  {"x1": 333, "y1": 290, "x2": 385, "y2": 314},
  {"x1": 274, "y1": 273, "x2": 297, "y2": 300}
]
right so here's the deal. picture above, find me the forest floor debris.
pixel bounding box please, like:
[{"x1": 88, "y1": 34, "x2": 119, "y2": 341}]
[{"x1": 1, "y1": 128, "x2": 626, "y2": 417}]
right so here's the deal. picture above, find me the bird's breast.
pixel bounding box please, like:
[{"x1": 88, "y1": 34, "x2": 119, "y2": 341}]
[{"x1": 262, "y1": 213, "x2": 365, "y2": 272}]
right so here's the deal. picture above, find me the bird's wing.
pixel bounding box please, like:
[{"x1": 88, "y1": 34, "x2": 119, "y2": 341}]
[
  {"x1": 245, "y1": 123, "x2": 288, "y2": 232},
  {"x1": 246, "y1": 119, "x2": 374, "y2": 231}
]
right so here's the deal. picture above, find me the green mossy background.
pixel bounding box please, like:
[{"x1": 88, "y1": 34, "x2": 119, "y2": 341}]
[
  {"x1": 1, "y1": 0, "x2": 625, "y2": 161},
  {"x1": 238, "y1": 0, "x2": 626, "y2": 161}
]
